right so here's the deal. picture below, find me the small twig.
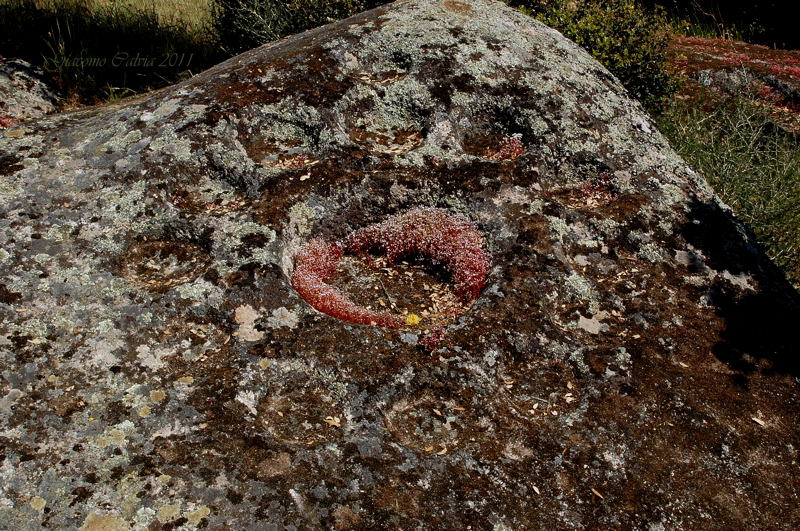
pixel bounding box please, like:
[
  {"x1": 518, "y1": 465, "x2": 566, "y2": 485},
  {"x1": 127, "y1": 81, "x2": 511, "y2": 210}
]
[{"x1": 378, "y1": 278, "x2": 395, "y2": 307}]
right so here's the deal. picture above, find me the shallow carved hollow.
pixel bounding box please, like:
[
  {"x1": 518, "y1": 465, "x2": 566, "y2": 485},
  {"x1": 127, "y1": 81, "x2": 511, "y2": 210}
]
[
  {"x1": 117, "y1": 240, "x2": 211, "y2": 291},
  {"x1": 290, "y1": 207, "x2": 491, "y2": 331}
]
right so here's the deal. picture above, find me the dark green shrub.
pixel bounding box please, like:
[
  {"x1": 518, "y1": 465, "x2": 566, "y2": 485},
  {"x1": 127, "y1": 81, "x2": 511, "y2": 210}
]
[
  {"x1": 212, "y1": 0, "x2": 388, "y2": 54},
  {"x1": 510, "y1": 0, "x2": 675, "y2": 112}
]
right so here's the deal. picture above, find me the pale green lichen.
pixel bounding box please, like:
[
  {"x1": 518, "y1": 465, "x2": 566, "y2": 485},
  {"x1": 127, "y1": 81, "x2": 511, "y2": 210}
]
[
  {"x1": 0, "y1": 176, "x2": 22, "y2": 197},
  {"x1": 192, "y1": 174, "x2": 238, "y2": 204},
  {"x1": 317, "y1": 367, "x2": 349, "y2": 402},
  {"x1": 147, "y1": 131, "x2": 193, "y2": 162},
  {"x1": 103, "y1": 129, "x2": 143, "y2": 152},
  {"x1": 94, "y1": 420, "x2": 136, "y2": 448},
  {"x1": 287, "y1": 202, "x2": 317, "y2": 238},
  {"x1": 266, "y1": 307, "x2": 299, "y2": 329},
  {"x1": 546, "y1": 215, "x2": 571, "y2": 241},
  {"x1": 637, "y1": 242, "x2": 665, "y2": 263},
  {"x1": 564, "y1": 272, "x2": 595, "y2": 301},
  {"x1": 214, "y1": 220, "x2": 277, "y2": 273},
  {"x1": 32, "y1": 253, "x2": 53, "y2": 265},
  {"x1": 256, "y1": 99, "x2": 323, "y2": 147},
  {"x1": 174, "y1": 278, "x2": 224, "y2": 306},
  {"x1": 523, "y1": 199, "x2": 545, "y2": 215}
]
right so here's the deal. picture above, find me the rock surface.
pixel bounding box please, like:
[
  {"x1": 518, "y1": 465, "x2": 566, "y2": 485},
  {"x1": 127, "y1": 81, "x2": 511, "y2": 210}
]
[
  {"x1": 1, "y1": 0, "x2": 799, "y2": 528},
  {"x1": 0, "y1": 58, "x2": 58, "y2": 127}
]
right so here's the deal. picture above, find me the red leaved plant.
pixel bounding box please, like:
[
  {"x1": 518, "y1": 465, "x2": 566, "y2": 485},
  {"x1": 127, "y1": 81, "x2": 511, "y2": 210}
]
[{"x1": 291, "y1": 207, "x2": 490, "y2": 329}]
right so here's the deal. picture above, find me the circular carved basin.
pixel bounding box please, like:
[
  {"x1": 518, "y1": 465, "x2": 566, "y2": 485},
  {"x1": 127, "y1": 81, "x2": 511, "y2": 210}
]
[{"x1": 290, "y1": 207, "x2": 490, "y2": 330}]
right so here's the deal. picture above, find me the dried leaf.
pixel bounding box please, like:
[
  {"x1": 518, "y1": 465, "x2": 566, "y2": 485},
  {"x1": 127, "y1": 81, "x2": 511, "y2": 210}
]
[
  {"x1": 591, "y1": 488, "x2": 604, "y2": 499},
  {"x1": 324, "y1": 416, "x2": 341, "y2": 427},
  {"x1": 752, "y1": 417, "x2": 766, "y2": 427}
]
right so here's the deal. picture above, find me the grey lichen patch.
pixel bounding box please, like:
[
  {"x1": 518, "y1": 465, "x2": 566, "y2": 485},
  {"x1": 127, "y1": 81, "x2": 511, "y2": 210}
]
[
  {"x1": 637, "y1": 242, "x2": 666, "y2": 263},
  {"x1": 147, "y1": 131, "x2": 193, "y2": 162},
  {"x1": 266, "y1": 307, "x2": 299, "y2": 329},
  {"x1": 0, "y1": 388, "x2": 24, "y2": 413},
  {"x1": 234, "y1": 304, "x2": 265, "y2": 342},
  {"x1": 563, "y1": 272, "x2": 597, "y2": 303},
  {"x1": 144, "y1": 97, "x2": 183, "y2": 122},
  {"x1": 287, "y1": 202, "x2": 318, "y2": 238},
  {"x1": 103, "y1": 129, "x2": 143, "y2": 153},
  {"x1": 84, "y1": 329, "x2": 126, "y2": 369},
  {"x1": 718, "y1": 269, "x2": 756, "y2": 291},
  {"x1": 213, "y1": 219, "x2": 277, "y2": 272},
  {"x1": 173, "y1": 278, "x2": 224, "y2": 306},
  {"x1": 576, "y1": 313, "x2": 609, "y2": 335}
]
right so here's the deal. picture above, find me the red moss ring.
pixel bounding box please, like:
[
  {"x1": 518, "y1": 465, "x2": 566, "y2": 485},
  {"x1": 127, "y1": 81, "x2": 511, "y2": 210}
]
[{"x1": 291, "y1": 207, "x2": 490, "y2": 329}]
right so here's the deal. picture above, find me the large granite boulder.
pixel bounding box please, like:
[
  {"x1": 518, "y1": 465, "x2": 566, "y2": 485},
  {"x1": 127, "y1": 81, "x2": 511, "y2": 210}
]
[{"x1": 1, "y1": 0, "x2": 798, "y2": 528}]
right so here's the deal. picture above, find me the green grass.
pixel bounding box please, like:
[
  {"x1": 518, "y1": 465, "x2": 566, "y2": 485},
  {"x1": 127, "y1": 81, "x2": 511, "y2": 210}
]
[
  {"x1": 658, "y1": 96, "x2": 800, "y2": 289},
  {"x1": 668, "y1": 17, "x2": 741, "y2": 41},
  {"x1": 0, "y1": 0, "x2": 385, "y2": 103},
  {"x1": 0, "y1": 0, "x2": 220, "y2": 104},
  {"x1": 12, "y1": 0, "x2": 214, "y2": 31}
]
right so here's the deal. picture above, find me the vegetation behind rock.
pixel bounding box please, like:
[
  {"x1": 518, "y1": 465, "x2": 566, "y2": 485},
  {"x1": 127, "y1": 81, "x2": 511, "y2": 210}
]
[
  {"x1": 212, "y1": 0, "x2": 387, "y2": 54},
  {"x1": 509, "y1": 0, "x2": 675, "y2": 112}
]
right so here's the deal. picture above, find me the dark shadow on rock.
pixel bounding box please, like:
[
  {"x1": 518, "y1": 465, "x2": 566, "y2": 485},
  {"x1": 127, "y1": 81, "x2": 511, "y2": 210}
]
[{"x1": 681, "y1": 198, "x2": 800, "y2": 378}]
